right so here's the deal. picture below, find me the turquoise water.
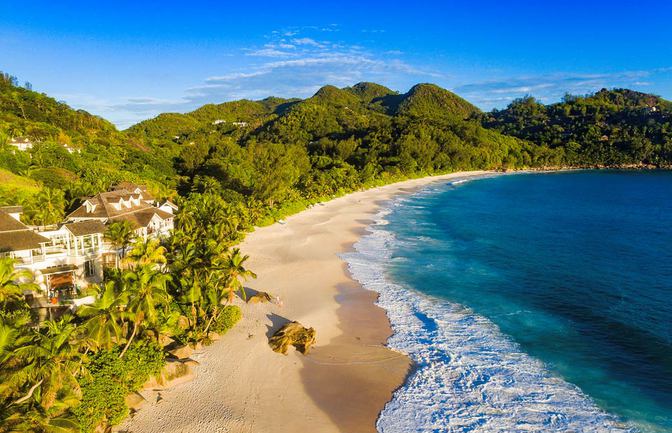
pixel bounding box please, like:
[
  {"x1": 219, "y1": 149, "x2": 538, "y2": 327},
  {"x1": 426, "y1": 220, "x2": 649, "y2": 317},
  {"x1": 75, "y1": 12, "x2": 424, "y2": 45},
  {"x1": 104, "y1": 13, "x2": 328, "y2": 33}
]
[{"x1": 345, "y1": 171, "x2": 672, "y2": 432}]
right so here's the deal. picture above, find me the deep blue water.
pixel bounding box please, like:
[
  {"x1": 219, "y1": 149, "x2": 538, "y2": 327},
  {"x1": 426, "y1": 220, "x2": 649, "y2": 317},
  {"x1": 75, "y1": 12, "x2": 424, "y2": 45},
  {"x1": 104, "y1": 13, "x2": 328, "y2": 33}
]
[{"x1": 379, "y1": 171, "x2": 672, "y2": 432}]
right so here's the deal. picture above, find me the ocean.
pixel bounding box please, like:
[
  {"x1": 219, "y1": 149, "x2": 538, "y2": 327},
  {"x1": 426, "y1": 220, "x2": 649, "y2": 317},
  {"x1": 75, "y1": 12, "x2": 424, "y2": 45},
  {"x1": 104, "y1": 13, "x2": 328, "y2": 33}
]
[{"x1": 344, "y1": 171, "x2": 672, "y2": 433}]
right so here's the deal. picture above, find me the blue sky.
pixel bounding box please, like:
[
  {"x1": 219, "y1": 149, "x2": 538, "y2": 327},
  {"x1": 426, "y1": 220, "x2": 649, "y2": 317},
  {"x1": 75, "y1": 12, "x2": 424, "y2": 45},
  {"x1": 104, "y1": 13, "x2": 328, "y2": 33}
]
[{"x1": 1, "y1": 0, "x2": 671, "y2": 128}]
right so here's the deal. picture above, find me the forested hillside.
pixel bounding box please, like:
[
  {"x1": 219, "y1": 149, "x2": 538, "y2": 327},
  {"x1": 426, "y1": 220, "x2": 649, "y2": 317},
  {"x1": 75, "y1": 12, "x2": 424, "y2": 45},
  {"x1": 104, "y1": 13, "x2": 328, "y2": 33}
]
[
  {"x1": 3, "y1": 72, "x2": 672, "y2": 229},
  {"x1": 127, "y1": 81, "x2": 560, "y2": 221},
  {"x1": 482, "y1": 89, "x2": 672, "y2": 166},
  {"x1": 0, "y1": 72, "x2": 177, "y2": 225},
  {"x1": 2, "y1": 72, "x2": 672, "y2": 433}
]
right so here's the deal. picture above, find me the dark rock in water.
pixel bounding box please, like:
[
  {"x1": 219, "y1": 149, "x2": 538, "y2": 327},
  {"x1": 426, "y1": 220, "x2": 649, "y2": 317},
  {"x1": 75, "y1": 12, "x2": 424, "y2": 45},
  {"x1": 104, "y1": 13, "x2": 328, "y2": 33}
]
[{"x1": 268, "y1": 321, "x2": 316, "y2": 355}]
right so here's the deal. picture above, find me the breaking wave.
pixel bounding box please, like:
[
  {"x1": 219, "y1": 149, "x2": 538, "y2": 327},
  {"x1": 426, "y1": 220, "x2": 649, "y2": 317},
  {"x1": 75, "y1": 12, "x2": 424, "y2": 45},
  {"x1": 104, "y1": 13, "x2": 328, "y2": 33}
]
[{"x1": 342, "y1": 204, "x2": 636, "y2": 433}]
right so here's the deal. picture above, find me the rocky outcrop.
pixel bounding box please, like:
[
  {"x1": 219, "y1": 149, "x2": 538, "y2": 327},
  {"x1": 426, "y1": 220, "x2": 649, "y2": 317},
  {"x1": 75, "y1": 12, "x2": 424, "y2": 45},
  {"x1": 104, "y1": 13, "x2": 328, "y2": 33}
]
[
  {"x1": 268, "y1": 321, "x2": 316, "y2": 355},
  {"x1": 247, "y1": 291, "x2": 273, "y2": 304},
  {"x1": 168, "y1": 344, "x2": 193, "y2": 360},
  {"x1": 143, "y1": 360, "x2": 195, "y2": 390}
]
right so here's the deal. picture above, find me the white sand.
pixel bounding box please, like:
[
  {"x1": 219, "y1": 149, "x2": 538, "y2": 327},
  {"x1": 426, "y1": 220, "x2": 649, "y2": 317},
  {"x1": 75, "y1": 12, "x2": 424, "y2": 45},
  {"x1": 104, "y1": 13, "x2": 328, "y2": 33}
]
[{"x1": 118, "y1": 171, "x2": 489, "y2": 433}]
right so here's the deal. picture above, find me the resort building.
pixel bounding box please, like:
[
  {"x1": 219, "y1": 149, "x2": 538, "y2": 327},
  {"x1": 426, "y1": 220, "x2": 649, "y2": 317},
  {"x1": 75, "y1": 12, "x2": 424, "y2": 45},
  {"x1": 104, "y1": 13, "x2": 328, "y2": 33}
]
[
  {"x1": 0, "y1": 209, "x2": 107, "y2": 305},
  {"x1": 1, "y1": 183, "x2": 176, "y2": 309},
  {"x1": 158, "y1": 200, "x2": 178, "y2": 215},
  {"x1": 65, "y1": 187, "x2": 174, "y2": 239},
  {"x1": 8, "y1": 137, "x2": 33, "y2": 151},
  {"x1": 111, "y1": 182, "x2": 156, "y2": 205}
]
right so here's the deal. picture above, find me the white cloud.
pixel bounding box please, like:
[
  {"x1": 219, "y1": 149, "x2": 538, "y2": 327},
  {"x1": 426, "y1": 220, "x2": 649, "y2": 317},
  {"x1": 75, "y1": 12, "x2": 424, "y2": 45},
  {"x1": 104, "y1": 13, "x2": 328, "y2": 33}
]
[
  {"x1": 291, "y1": 37, "x2": 324, "y2": 47},
  {"x1": 246, "y1": 48, "x2": 296, "y2": 58},
  {"x1": 206, "y1": 71, "x2": 269, "y2": 82}
]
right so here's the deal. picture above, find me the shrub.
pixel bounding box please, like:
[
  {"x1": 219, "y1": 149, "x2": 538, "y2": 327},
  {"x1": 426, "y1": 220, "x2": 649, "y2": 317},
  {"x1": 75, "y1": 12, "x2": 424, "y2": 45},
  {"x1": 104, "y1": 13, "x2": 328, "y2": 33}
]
[
  {"x1": 74, "y1": 340, "x2": 166, "y2": 433},
  {"x1": 211, "y1": 305, "x2": 242, "y2": 334}
]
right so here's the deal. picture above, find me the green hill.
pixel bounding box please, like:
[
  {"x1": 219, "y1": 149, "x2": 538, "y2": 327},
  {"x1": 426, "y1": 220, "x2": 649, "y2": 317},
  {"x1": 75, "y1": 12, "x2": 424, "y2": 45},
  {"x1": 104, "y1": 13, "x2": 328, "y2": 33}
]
[
  {"x1": 131, "y1": 82, "x2": 557, "y2": 204},
  {"x1": 344, "y1": 82, "x2": 397, "y2": 103},
  {"x1": 0, "y1": 73, "x2": 118, "y2": 146},
  {"x1": 395, "y1": 83, "x2": 480, "y2": 119},
  {"x1": 4, "y1": 72, "x2": 671, "y2": 229},
  {"x1": 482, "y1": 88, "x2": 672, "y2": 166},
  {"x1": 0, "y1": 72, "x2": 178, "y2": 222}
]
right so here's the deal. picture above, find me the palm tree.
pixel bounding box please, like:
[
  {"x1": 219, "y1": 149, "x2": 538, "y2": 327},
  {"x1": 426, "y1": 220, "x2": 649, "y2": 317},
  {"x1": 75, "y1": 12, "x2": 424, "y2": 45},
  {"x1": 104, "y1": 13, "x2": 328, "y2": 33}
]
[
  {"x1": 119, "y1": 266, "x2": 171, "y2": 358},
  {"x1": 76, "y1": 282, "x2": 124, "y2": 352},
  {"x1": 7, "y1": 409, "x2": 80, "y2": 433},
  {"x1": 0, "y1": 257, "x2": 37, "y2": 309},
  {"x1": 223, "y1": 248, "x2": 256, "y2": 303},
  {"x1": 10, "y1": 316, "x2": 83, "y2": 411},
  {"x1": 123, "y1": 238, "x2": 167, "y2": 268},
  {"x1": 104, "y1": 221, "x2": 137, "y2": 268},
  {"x1": 202, "y1": 248, "x2": 256, "y2": 336},
  {"x1": 31, "y1": 188, "x2": 66, "y2": 228}
]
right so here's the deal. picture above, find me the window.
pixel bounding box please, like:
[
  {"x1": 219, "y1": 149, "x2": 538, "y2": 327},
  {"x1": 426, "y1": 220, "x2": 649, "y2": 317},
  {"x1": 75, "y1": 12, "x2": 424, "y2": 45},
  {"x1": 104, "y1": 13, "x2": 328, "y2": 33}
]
[{"x1": 84, "y1": 260, "x2": 96, "y2": 277}]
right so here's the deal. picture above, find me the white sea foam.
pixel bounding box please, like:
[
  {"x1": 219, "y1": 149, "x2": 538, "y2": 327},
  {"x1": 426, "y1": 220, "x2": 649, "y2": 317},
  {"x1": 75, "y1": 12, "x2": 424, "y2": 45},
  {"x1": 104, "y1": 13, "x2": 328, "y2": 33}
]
[{"x1": 342, "y1": 205, "x2": 638, "y2": 433}]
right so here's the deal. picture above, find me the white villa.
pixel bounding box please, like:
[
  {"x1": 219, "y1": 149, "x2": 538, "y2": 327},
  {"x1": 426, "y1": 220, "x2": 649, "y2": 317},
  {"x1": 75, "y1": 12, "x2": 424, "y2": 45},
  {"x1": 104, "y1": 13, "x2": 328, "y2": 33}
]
[
  {"x1": 65, "y1": 184, "x2": 174, "y2": 239},
  {"x1": 0, "y1": 183, "x2": 177, "y2": 308},
  {"x1": 8, "y1": 137, "x2": 33, "y2": 151},
  {"x1": 0, "y1": 209, "x2": 104, "y2": 305}
]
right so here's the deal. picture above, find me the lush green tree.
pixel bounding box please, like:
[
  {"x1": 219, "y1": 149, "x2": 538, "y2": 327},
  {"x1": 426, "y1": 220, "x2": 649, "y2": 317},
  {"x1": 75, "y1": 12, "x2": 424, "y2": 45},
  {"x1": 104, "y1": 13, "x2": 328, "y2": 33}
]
[
  {"x1": 10, "y1": 316, "x2": 83, "y2": 413},
  {"x1": 104, "y1": 221, "x2": 137, "y2": 267},
  {"x1": 247, "y1": 142, "x2": 309, "y2": 207},
  {"x1": 123, "y1": 238, "x2": 167, "y2": 268},
  {"x1": 77, "y1": 282, "x2": 124, "y2": 352},
  {"x1": 0, "y1": 258, "x2": 36, "y2": 309},
  {"x1": 118, "y1": 266, "x2": 171, "y2": 357},
  {"x1": 223, "y1": 248, "x2": 256, "y2": 303},
  {"x1": 26, "y1": 188, "x2": 66, "y2": 227}
]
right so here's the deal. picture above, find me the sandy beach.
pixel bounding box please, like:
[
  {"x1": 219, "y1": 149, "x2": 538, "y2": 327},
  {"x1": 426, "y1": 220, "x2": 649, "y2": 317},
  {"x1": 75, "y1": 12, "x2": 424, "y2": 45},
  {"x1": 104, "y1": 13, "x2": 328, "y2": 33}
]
[{"x1": 119, "y1": 171, "x2": 488, "y2": 433}]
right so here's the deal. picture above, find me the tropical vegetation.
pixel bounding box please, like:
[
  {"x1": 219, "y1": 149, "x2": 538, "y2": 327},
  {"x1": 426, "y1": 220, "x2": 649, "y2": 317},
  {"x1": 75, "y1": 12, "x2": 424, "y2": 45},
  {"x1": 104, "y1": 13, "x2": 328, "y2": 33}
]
[
  {"x1": 1, "y1": 70, "x2": 672, "y2": 431},
  {"x1": 0, "y1": 201, "x2": 253, "y2": 432}
]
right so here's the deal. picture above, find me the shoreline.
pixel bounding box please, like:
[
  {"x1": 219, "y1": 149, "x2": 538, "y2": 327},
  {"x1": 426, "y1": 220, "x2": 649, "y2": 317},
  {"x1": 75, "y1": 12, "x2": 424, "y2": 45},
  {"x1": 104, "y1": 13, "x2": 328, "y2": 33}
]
[{"x1": 118, "y1": 170, "x2": 490, "y2": 433}]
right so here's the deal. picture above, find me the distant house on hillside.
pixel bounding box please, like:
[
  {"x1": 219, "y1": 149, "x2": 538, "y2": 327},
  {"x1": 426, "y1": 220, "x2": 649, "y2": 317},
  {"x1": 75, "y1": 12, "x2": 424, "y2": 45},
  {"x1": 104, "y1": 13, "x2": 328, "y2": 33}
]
[
  {"x1": 66, "y1": 188, "x2": 173, "y2": 239},
  {"x1": 63, "y1": 144, "x2": 79, "y2": 154},
  {"x1": 8, "y1": 137, "x2": 33, "y2": 151},
  {"x1": 212, "y1": 119, "x2": 226, "y2": 125},
  {"x1": 232, "y1": 121, "x2": 248, "y2": 127}
]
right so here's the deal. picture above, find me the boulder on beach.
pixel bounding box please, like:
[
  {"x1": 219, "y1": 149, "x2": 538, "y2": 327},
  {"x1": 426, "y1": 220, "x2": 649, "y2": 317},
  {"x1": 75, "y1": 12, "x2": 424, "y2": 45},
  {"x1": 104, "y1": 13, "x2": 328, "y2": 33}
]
[
  {"x1": 143, "y1": 360, "x2": 195, "y2": 390},
  {"x1": 247, "y1": 291, "x2": 273, "y2": 304},
  {"x1": 125, "y1": 391, "x2": 146, "y2": 411},
  {"x1": 268, "y1": 321, "x2": 316, "y2": 355},
  {"x1": 168, "y1": 344, "x2": 193, "y2": 360}
]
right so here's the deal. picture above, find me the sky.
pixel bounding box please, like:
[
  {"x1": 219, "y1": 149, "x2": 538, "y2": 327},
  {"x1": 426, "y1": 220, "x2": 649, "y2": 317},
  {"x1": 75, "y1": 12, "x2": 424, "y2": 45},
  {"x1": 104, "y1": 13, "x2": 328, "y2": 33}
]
[{"x1": 1, "y1": 0, "x2": 671, "y2": 128}]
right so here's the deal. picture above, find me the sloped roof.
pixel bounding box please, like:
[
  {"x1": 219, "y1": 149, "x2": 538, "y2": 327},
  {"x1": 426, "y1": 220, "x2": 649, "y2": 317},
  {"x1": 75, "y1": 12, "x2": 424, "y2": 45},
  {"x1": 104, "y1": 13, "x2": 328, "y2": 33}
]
[
  {"x1": 0, "y1": 231, "x2": 50, "y2": 253},
  {"x1": 0, "y1": 211, "x2": 28, "y2": 232},
  {"x1": 112, "y1": 182, "x2": 155, "y2": 201},
  {"x1": 160, "y1": 200, "x2": 178, "y2": 210},
  {"x1": 0, "y1": 206, "x2": 23, "y2": 214},
  {"x1": 109, "y1": 208, "x2": 173, "y2": 229},
  {"x1": 63, "y1": 220, "x2": 106, "y2": 236},
  {"x1": 67, "y1": 190, "x2": 154, "y2": 220},
  {"x1": 0, "y1": 211, "x2": 50, "y2": 252}
]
